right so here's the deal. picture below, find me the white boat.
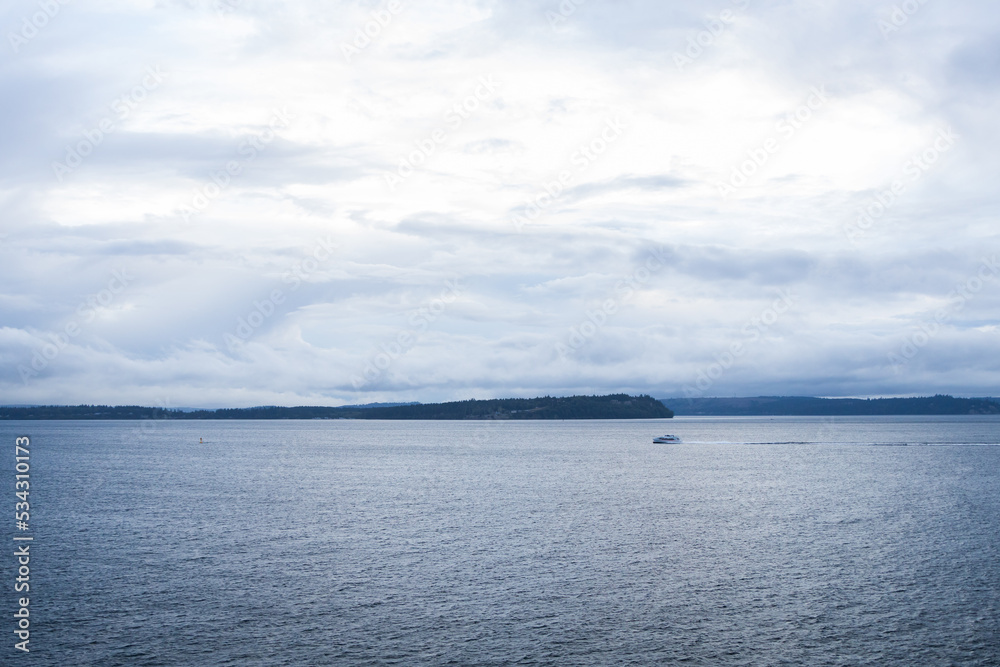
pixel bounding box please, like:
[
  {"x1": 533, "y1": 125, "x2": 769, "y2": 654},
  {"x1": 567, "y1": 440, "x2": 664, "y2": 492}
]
[{"x1": 653, "y1": 435, "x2": 681, "y2": 443}]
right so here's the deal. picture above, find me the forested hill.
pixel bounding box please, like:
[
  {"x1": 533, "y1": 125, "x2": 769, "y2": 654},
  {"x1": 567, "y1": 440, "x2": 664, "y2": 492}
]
[
  {"x1": 663, "y1": 395, "x2": 1000, "y2": 416},
  {"x1": 333, "y1": 394, "x2": 673, "y2": 420},
  {"x1": 0, "y1": 394, "x2": 674, "y2": 420}
]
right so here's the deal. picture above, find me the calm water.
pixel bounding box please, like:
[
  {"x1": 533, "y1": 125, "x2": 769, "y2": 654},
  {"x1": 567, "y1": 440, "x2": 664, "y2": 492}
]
[{"x1": 2, "y1": 417, "x2": 999, "y2": 665}]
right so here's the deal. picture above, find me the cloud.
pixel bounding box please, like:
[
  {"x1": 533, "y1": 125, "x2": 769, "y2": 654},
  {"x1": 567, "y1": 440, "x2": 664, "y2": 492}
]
[{"x1": 2, "y1": 0, "x2": 999, "y2": 405}]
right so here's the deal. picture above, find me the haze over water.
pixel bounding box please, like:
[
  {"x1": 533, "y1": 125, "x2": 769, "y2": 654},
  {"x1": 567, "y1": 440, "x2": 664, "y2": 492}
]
[{"x1": 5, "y1": 417, "x2": 999, "y2": 665}]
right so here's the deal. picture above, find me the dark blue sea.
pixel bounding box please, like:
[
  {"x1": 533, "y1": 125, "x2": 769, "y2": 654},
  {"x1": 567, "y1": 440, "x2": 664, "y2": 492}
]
[{"x1": 3, "y1": 416, "x2": 999, "y2": 665}]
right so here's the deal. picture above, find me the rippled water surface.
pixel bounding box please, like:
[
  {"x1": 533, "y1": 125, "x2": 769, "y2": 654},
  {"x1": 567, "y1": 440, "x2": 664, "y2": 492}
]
[{"x1": 3, "y1": 416, "x2": 999, "y2": 665}]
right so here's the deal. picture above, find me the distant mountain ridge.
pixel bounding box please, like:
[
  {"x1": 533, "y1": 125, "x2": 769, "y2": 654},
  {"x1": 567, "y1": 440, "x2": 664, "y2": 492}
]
[
  {"x1": 0, "y1": 394, "x2": 672, "y2": 420},
  {"x1": 663, "y1": 395, "x2": 1000, "y2": 416}
]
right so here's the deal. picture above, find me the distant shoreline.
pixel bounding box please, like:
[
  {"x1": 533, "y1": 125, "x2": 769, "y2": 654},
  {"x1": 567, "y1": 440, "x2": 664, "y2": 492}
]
[
  {"x1": 662, "y1": 395, "x2": 999, "y2": 416},
  {"x1": 0, "y1": 394, "x2": 673, "y2": 420},
  {"x1": 3, "y1": 394, "x2": 998, "y2": 420}
]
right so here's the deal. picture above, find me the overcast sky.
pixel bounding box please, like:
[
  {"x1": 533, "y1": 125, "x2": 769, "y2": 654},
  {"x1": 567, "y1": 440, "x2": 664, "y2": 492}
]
[{"x1": 1, "y1": 0, "x2": 998, "y2": 407}]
